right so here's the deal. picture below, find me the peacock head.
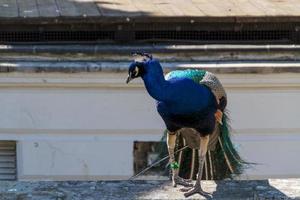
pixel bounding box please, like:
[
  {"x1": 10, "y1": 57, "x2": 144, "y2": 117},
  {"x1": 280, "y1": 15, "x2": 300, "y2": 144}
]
[{"x1": 126, "y1": 52, "x2": 152, "y2": 84}]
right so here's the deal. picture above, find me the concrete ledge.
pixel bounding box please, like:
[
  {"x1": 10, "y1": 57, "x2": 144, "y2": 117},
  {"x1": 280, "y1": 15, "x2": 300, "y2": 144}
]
[
  {"x1": 0, "y1": 179, "x2": 299, "y2": 199},
  {"x1": 1, "y1": 44, "x2": 300, "y2": 74},
  {"x1": 1, "y1": 16, "x2": 300, "y2": 24},
  {"x1": 1, "y1": 44, "x2": 300, "y2": 54},
  {"x1": 1, "y1": 60, "x2": 300, "y2": 74}
]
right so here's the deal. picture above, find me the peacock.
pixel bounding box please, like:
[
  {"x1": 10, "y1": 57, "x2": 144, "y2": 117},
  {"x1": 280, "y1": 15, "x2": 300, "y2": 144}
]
[{"x1": 126, "y1": 53, "x2": 245, "y2": 197}]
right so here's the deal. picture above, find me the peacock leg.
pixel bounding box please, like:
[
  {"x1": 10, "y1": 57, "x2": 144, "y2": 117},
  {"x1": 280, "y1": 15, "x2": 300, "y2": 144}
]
[
  {"x1": 183, "y1": 135, "x2": 211, "y2": 198},
  {"x1": 167, "y1": 132, "x2": 192, "y2": 187}
]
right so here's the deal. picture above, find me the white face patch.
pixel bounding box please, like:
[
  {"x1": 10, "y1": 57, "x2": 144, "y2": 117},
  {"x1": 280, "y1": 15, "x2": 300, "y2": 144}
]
[{"x1": 134, "y1": 66, "x2": 139, "y2": 76}]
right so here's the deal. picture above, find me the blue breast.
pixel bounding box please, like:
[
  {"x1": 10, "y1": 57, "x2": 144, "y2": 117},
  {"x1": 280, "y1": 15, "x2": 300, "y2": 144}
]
[
  {"x1": 161, "y1": 77, "x2": 215, "y2": 114},
  {"x1": 156, "y1": 76, "x2": 217, "y2": 134}
]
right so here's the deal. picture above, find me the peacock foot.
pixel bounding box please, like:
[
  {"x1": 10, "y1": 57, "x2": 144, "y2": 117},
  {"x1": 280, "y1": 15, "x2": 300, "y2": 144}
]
[
  {"x1": 172, "y1": 176, "x2": 193, "y2": 187},
  {"x1": 182, "y1": 184, "x2": 212, "y2": 198}
]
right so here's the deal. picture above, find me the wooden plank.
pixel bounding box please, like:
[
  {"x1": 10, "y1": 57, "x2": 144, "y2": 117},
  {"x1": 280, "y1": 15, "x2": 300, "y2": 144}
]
[
  {"x1": 208, "y1": 0, "x2": 244, "y2": 16},
  {"x1": 249, "y1": 0, "x2": 287, "y2": 16},
  {"x1": 0, "y1": 141, "x2": 16, "y2": 180},
  {"x1": 36, "y1": 0, "x2": 59, "y2": 17},
  {"x1": 72, "y1": 0, "x2": 100, "y2": 17},
  {"x1": 192, "y1": 0, "x2": 300, "y2": 17},
  {"x1": 1, "y1": 0, "x2": 300, "y2": 20},
  {"x1": 0, "y1": 141, "x2": 16, "y2": 146},
  {"x1": 56, "y1": 0, "x2": 81, "y2": 17},
  {"x1": 233, "y1": 0, "x2": 265, "y2": 16},
  {"x1": 0, "y1": 156, "x2": 15, "y2": 162},
  {"x1": 0, "y1": 0, "x2": 18, "y2": 17},
  {"x1": 0, "y1": 168, "x2": 16, "y2": 174},
  {"x1": 0, "y1": 174, "x2": 16, "y2": 180},
  {"x1": 132, "y1": 0, "x2": 162, "y2": 16},
  {"x1": 95, "y1": 0, "x2": 118, "y2": 16},
  {"x1": 0, "y1": 146, "x2": 15, "y2": 150},
  {"x1": 18, "y1": 0, "x2": 39, "y2": 18},
  {"x1": 0, "y1": 151, "x2": 15, "y2": 156},
  {"x1": 171, "y1": 0, "x2": 205, "y2": 17},
  {"x1": 114, "y1": 0, "x2": 142, "y2": 16},
  {"x1": 266, "y1": 0, "x2": 300, "y2": 16},
  {"x1": 192, "y1": 0, "x2": 225, "y2": 16},
  {"x1": 97, "y1": 0, "x2": 141, "y2": 17},
  {"x1": 153, "y1": 0, "x2": 185, "y2": 16},
  {"x1": 0, "y1": 162, "x2": 15, "y2": 168}
]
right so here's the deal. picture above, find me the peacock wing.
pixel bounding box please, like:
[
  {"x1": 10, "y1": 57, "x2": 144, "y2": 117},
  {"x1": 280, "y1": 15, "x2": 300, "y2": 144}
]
[
  {"x1": 165, "y1": 69, "x2": 207, "y2": 83},
  {"x1": 165, "y1": 69, "x2": 227, "y2": 110}
]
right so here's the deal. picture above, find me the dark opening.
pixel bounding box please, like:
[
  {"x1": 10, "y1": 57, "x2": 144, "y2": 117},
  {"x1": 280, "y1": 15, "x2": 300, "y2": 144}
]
[
  {"x1": 0, "y1": 141, "x2": 17, "y2": 180},
  {"x1": 0, "y1": 31, "x2": 115, "y2": 42},
  {"x1": 135, "y1": 30, "x2": 292, "y2": 42},
  {"x1": 0, "y1": 22, "x2": 299, "y2": 44},
  {"x1": 133, "y1": 141, "x2": 168, "y2": 178}
]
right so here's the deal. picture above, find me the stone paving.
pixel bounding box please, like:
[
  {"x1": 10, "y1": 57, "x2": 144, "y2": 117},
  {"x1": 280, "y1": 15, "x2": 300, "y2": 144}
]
[{"x1": 0, "y1": 179, "x2": 299, "y2": 200}]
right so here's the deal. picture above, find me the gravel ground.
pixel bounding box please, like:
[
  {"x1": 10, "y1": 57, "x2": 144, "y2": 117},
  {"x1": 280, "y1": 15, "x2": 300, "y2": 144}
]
[{"x1": 0, "y1": 179, "x2": 299, "y2": 200}]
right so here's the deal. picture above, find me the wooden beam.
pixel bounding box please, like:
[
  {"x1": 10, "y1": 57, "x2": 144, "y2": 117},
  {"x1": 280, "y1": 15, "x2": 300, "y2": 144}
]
[
  {"x1": 36, "y1": 0, "x2": 59, "y2": 17},
  {"x1": 17, "y1": 0, "x2": 39, "y2": 18},
  {"x1": 0, "y1": 0, "x2": 18, "y2": 17}
]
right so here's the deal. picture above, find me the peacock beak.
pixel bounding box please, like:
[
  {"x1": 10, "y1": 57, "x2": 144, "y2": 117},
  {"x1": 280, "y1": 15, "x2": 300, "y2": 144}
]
[{"x1": 126, "y1": 73, "x2": 133, "y2": 84}]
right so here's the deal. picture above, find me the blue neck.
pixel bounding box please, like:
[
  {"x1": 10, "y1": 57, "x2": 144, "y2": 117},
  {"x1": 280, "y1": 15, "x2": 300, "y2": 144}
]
[
  {"x1": 142, "y1": 70, "x2": 171, "y2": 102},
  {"x1": 141, "y1": 64, "x2": 213, "y2": 114}
]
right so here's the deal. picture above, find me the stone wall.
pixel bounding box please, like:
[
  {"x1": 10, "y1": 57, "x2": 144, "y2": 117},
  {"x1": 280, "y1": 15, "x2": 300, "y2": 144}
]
[{"x1": 0, "y1": 71, "x2": 299, "y2": 180}]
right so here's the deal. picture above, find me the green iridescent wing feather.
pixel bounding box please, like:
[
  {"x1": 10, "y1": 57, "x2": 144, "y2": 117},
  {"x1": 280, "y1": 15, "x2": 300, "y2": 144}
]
[{"x1": 165, "y1": 69, "x2": 207, "y2": 83}]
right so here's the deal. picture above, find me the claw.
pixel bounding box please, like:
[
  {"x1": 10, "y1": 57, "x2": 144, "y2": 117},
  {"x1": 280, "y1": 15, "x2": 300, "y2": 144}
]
[
  {"x1": 172, "y1": 176, "x2": 193, "y2": 187},
  {"x1": 179, "y1": 187, "x2": 192, "y2": 192},
  {"x1": 183, "y1": 185, "x2": 212, "y2": 198}
]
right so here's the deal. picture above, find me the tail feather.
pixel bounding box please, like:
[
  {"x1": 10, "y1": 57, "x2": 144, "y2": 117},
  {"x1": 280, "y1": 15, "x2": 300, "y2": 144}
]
[
  {"x1": 201, "y1": 112, "x2": 246, "y2": 179},
  {"x1": 177, "y1": 112, "x2": 246, "y2": 180},
  {"x1": 218, "y1": 112, "x2": 246, "y2": 175},
  {"x1": 159, "y1": 112, "x2": 247, "y2": 180}
]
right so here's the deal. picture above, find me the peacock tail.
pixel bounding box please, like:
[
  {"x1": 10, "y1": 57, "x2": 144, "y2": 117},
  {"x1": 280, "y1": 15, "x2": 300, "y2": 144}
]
[
  {"x1": 160, "y1": 69, "x2": 246, "y2": 179},
  {"x1": 159, "y1": 112, "x2": 247, "y2": 180},
  {"x1": 174, "y1": 112, "x2": 246, "y2": 180},
  {"x1": 217, "y1": 112, "x2": 246, "y2": 177}
]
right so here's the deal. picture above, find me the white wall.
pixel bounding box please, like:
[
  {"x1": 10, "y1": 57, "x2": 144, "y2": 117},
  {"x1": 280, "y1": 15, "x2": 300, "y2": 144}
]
[
  {"x1": 229, "y1": 88, "x2": 300, "y2": 179},
  {"x1": 0, "y1": 72, "x2": 299, "y2": 180}
]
